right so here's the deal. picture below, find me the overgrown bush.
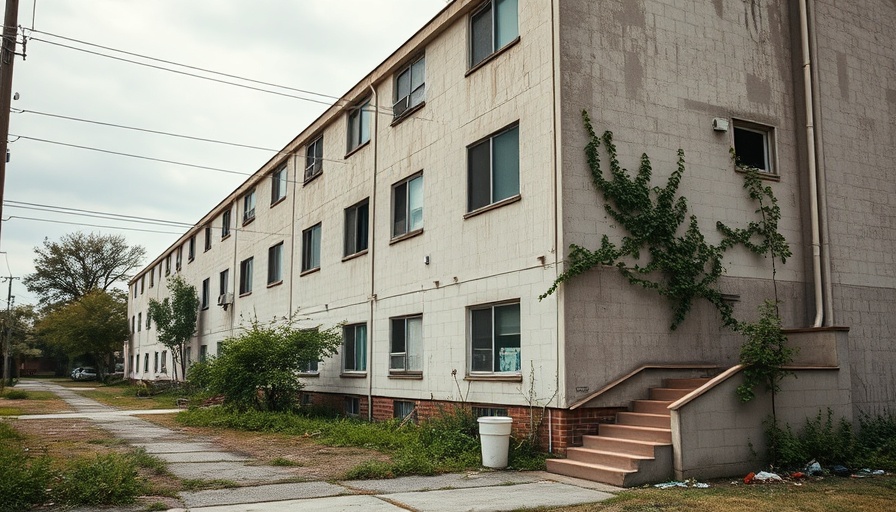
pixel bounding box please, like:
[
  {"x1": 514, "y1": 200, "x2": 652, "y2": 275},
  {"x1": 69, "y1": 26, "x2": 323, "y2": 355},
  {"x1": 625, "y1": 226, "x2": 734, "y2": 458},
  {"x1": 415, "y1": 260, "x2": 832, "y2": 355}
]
[
  {"x1": 765, "y1": 409, "x2": 896, "y2": 470},
  {"x1": 54, "y1": 453, "x2": 144, "y2": 506},
  {"x1": 2, "y1": 390, "x2": 28, "y2": 400},
  {"x1": 0, "y1": 423, "x2": 53, "y2": 512},
  {"x1": 192, "y1": 320, "x2": 340, "y2": 411}
]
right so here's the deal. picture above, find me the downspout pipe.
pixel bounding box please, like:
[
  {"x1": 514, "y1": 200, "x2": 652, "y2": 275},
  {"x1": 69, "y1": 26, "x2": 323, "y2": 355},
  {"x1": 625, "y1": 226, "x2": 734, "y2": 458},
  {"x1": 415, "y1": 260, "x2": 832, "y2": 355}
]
[
  {"x1": 798, "y1": 0, "x2": 824, "y2": 327},
  {"x1": 367, "y1": 83, "x2": 378, "y2": 422}
]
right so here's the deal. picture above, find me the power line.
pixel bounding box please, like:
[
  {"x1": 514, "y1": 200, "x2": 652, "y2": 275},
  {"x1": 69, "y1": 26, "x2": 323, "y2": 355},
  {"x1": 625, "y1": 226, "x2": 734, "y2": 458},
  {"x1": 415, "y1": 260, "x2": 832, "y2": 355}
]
[
  {"x1": 2, "y1": 215, "x2": 184, "y2": 234},
  {"x1": 4, "y1": 199, "x2": 193, "y2": 227},
  {"x1": 14, "y1": 108, "x2": 285, "y2": 153},
  {"x1": 3, "y1": 203, "x2": 195, "y2": 228}
]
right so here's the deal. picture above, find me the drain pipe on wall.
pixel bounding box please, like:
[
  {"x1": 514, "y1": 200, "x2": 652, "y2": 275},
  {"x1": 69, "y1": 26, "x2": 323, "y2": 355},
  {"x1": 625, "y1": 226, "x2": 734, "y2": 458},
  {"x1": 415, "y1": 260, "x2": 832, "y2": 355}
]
[
  {"x1": 798, "y1": 0, "x2": 824, "y2": 327},
  {"x1": 367, "y1": 83, "x2": 378, "y2": 422},
  {"x1": 807, "y1": 0, "x2": 835, "y2": 326}
]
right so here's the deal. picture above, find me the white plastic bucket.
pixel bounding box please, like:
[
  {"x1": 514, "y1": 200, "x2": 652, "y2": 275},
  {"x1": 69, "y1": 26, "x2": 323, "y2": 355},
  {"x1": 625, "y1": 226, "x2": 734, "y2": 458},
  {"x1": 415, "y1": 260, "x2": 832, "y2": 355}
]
[{"x1": 478, "y1": 416, "x2": 513, "y2": 468}]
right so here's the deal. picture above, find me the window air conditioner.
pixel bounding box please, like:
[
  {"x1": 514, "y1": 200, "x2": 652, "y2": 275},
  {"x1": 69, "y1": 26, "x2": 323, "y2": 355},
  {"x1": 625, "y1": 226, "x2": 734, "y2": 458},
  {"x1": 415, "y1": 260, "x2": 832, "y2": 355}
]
[{"x1": 217, "y1": 293, "x2": 233, "y2": 306}]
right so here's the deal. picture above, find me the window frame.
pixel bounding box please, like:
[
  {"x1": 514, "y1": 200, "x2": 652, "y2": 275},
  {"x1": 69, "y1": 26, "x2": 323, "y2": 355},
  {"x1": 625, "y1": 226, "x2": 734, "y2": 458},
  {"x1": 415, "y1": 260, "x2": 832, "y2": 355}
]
[
  {"x1": 243, "y1": 189, "x2": 257, "y2": 224},
  {"x1": 301, "y1": 223, "x2": 322, "y2": 273},
  {"x1": 176, "y1": 246, "x2": 183, "y2": 271},
  {"x1": 469, "y1": 0, "x2": 520, "y2": 70},
  {"x1": 344, "y1": 396, "x2": 360, "y2": 416},
  {"x1": 346, "y1": 98, "x2": 372, "y2": 154},
  {"x1": 204, "y1": 226, "x2": 212, "y2": 252},
  {"x1": 238, "y1": 257, "x2": 253, "y2": 296},
  {"x1": 137, "y1": 312, "x2": 142, "y2": 332},
  {"x1": 394, "y1": 400, "x2": 417, "y2": 422},
  {"x1": 304, "y1": 135, "x2": 324, "y2": 182},
  {"x1": 393, "y1": 54, "x2": 426, "y2": 121},
  {"x1": 219, "y1": 268, "x2": 230, "y2": 297},
  {"x1": 270, "y1": 164, "x2": 288, "y2": 205},
  {"x1": 342, "y1": 323, "x2": 368, "y2": 373},
  {"x1": 221, "y1": 209, "x2": 232, "y2": 238},
  {"x1": 469, "y1": 301, "x2": 521, "y2": 375},
  {"x1": 391, "y1": 172, "x2": 424, "y2": 240},
  {"x1": 267, "y1": 242, "x2": 284, "y2": 285},
  {"x1": 343, "y1": 199, "x2": 370, "y2": 258},
  {"x1": 732, "y1": 119, "x2": 778, "y2": 177},
  {"x1": 201, "y1": 278, "x2": 210, "y2": 310},
  {"x1": 390, "y1": 315, "x2": 423, "y2": 374},
  {"x1": 467, "y1": 123, "x2": 520, "y2": 214},
  {"x1": 188, "y1": 236, "x2": 196, "y2": 262}
]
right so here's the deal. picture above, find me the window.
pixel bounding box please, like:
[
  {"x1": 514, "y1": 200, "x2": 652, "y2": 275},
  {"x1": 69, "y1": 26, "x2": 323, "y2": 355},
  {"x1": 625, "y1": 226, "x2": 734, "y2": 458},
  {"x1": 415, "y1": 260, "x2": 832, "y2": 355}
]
[
  {"x1": 199, "y1": 345, "x2": 207, "y2": 362},
  {"x1": 201, "y1": 278, "x2": 210, "y2": 309},
  {"x1": 149, "y1": 267, "x2": 154, "y2": 288},
  {"x1": 176, "y1": 246, "x2": 183, "y2": 271},
  {"x1": 271, "y1": 165, "x2": 288, "y2": 204},
  {"x1": 188, "y1": 236, "x2": 196, "y2": 261},
  {"x1": 392, "y1": 174, "x2": 423, "y2": 237},
  {"x1": 468, "y1": 124, "x2": 520, "y2": 212},
  {"x1": 219, "y1": 269, "x2": 229, "y2": 296},
  {"x1": 305, "y1": 135, "x2": 323, "y2": 181},
  {"x1": 144, "y1": 353, "x2": 149, "y2": 373},
  {"x1": 239, "y1": 257, "x2": 253, "y2": 295},
  {"x1": 344, "y1": 200, "x2": 369, "y2": 256},
  {"x1": 145, "y1": 311, "x2": 151, "y2": 330},
  {"x1": 394, "y1": 401, "x2": 417, "y2": 422},
  {"x1": 344, "y1": 396, "x2": 360, "y2": 416},
  {"x1": 393, "y1": 55, "x2": 425, "y2": 119},
  {"x1": 302, "y1": 223, "x2": 322, "y2": 272},
  {"x1": 733, "y1": 121, "x2": 776, "y2": 174},
  {"x1": 347, "y1": 98, "x2": 371, "y2": 152},
  {"x1": 243, "y1": 189, "x2": 256, "y2": 223},
  {"x1": 140, "y1": 276, "x2": 145, "y2": 294},
  {"x1": 470, "y1": 302, "x2": 520, "y2": 373},
  {"x1": 133, "y1": 284, "x2": 137, "y2": 298},
  {"x1": 268, "y1": 242, "x2": 283, "y2": 284},
  {"x1": 470, "y1": 0, "x2": 519, "y2": 68},
  {"x1": 137, "y1": 312, "x2": 142, "y2": 332},
  {"x1": 154, "y1": 352, "x2": 159, "y2": 373},
  {"x1": 473, "y1": 406, "x2": 509, "y2": 418},
  {"x1": 222, "y1": 209, "x2": 232, "y2": 238},
  {"x1": 300, "y1": 360, "x2": 319, "y2": 374},
  {"x1": 390, "y1": 316, "x2": 423, "y2": 373},
  {"x1": 165, "y1": 254, "x2": 171, "y2": 275},
  {"x1": 160, "y1": 351, "x2": 167, "y2": 374},
  {"x1": 204, "y1": 226, "x2": 212, "y2": 251},
  {"x1": 343, "y1": 323, "x2": 367, "y2": 372}
]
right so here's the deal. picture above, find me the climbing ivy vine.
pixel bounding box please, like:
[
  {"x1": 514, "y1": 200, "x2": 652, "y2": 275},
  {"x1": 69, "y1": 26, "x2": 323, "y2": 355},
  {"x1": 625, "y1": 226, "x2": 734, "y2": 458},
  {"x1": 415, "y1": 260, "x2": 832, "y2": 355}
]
[{"x1": 541, "y1": 110, "x2": 791, "y2": 332}]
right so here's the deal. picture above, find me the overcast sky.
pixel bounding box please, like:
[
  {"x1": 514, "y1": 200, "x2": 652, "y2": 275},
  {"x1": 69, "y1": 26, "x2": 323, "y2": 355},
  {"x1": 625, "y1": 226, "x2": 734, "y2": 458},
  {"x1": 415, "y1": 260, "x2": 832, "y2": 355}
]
[{"x1": 3, "y1": 0, "x2": 450, "y2": 307}]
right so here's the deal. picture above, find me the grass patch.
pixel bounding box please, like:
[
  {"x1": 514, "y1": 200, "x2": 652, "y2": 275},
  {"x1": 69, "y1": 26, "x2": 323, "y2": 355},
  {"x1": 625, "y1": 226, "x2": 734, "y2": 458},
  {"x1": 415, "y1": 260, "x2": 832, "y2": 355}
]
[
  {"x1": 270, "y1": 457, "x2": 302, "y2": 467},
  {"x1": 2, "y1": 390, "x2": 28, "y2": 400},
  {"x1": 78, "y1": 384, "x2": 184, "y2": 410},
  {"x1": 144, "y1": 502, "x2": 169, "y2": 511},
  {"x1": 0, "y1": 407, "x2": 23, "y2": 416},
  {"x1": 180, "y1": 478, "x2": 240, "y2": 491},
  {"x1": 178, "y1": 406, "x2": 549, "y2": 478}
]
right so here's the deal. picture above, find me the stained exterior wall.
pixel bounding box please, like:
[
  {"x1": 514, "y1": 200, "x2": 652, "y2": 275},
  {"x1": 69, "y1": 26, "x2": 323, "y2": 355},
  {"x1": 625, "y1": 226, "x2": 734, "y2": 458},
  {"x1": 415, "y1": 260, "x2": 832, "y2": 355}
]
[
  {"x1": 812, "y1": 0, "x2": 896, "y2": 414},
  {"x1": 555, "y1": 0, "x2": 815, "y2": 406}
]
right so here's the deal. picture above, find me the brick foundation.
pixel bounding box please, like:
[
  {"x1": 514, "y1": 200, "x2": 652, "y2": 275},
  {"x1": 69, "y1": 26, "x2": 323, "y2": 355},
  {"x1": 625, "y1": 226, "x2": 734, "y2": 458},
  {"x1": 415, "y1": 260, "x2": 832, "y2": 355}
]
[{"x1": 300, "y1": 391, "x2": 623, "y2": 454}]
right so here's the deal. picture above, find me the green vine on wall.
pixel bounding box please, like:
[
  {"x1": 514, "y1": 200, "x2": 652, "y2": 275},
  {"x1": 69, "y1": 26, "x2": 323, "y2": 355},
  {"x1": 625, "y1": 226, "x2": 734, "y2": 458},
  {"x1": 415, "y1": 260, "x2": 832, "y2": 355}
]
[{"x1": 541, "y1": 110, "x2": 790, "y2": 332}]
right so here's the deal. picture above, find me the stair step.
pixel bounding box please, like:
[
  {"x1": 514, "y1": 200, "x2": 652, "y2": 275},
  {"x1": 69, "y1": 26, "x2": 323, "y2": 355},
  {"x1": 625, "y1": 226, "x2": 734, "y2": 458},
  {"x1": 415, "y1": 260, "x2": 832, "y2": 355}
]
[
  {"x1": 566, "y1": 447, "x2": 653, "y2": 469},
  {"x1": 546, "y1": 458, "x2": 634, "y2": 487},
  {"x1": 616, "y1": 411, "x2": 671, "y2": 428},
  {"x1": 649, "y1": 387, "x2": 693, "y2": 401},
  {"x1": 582, "y1": 435, "x2": 666, "y2": 457},
  {"x1": 600, "y1": 424, "x2": 672, "y2": 443},
  {"x1": 664, "y1": 377, "x2": 711, "y2": 389},
  {"x1": 632, "y1": 399, "x2": 672, "y2": 415}
]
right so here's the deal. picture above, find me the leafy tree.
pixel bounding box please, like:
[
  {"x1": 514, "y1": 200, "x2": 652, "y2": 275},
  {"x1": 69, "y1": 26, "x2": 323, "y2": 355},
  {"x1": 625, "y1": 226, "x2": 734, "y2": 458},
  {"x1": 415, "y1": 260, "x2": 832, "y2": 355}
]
[
  {"x1": 147, "y1": 276, "x2": 199, "y2": 382},
  {"x1": 23, "y1": 232, "x2": 146, "y2": 307},
  {"x1": 192, "y1": 319, "x2": 340, "y2": 411},
  {"x1": 0, "y1": 305, "x2": 40, "y2": 385},
  {"x1": 37, "y1": 290, "x2": 128, "y2": 380}
]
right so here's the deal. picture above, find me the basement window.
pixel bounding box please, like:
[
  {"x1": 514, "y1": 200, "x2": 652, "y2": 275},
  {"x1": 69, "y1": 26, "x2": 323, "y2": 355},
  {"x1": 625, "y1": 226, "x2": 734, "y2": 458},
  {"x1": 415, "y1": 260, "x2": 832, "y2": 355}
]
[{"x1": 733, "y1": 120, "x2": 776, "y2": 175}]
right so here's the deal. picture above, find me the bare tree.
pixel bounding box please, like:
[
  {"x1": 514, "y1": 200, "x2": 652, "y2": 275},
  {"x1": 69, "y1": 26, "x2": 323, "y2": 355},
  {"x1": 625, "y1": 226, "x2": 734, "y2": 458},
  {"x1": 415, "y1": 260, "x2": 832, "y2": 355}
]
[{"x1": 23, "y1": 232, "x2": 146, "y2": 307}]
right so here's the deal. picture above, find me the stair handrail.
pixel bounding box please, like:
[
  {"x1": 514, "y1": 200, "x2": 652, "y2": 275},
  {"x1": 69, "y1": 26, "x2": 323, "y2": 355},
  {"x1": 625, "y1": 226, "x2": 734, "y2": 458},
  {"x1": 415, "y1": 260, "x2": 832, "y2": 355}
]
[{"x1": 569, "y1": 364, "x2": 720, "y2": 410}]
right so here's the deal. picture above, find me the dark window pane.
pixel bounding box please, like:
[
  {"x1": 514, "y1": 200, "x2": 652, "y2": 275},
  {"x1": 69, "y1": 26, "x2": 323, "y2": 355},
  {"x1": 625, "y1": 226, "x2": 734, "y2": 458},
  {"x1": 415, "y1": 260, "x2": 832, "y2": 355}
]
[
  {"x1": 357, "y1": 202, "x2": 369, "y2": 251},
  {"x1": 471, "y1": 4, "x2": 493, "y2": 67},
  {"x1": 733, "y1": 127, "x2": 768, "y2": 171},
  {"x1": 468, "y1": 140, "x2": 492, "y2": 211},
  {"x1": 471, "y1": 308, "x2": 493, "y2": 372},
  {"x1": 393, "y1": 182, "x2": 407, "y2": 236}
]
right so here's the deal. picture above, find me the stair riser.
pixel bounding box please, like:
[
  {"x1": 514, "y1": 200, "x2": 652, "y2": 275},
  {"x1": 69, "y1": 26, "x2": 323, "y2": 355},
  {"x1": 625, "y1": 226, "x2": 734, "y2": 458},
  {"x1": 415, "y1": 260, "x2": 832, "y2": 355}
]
[
  {"x1": 566, "y1": 448, "x2": 644, "y2": 469},
  {"x1": 632, "y1": 400, "x2": 671, "y2": 415},
  {"x1": 600, "y1": 424, "x2": 672, "y2": 443},
  {"x1": 546, "y1": 459, "x2": 628, "y2": 487},
  {"x1": 664, "y1": 378, "x2": 710, "y2": 389},
  {"x1": 616, "y1": 412, "x2": 671, "y2": 429},
  {"x1": 582, "y1": 436, "x2": 659, "y2": 457},
  {"x1": 649, "y1": 388, "x2": 692, "y2": 401}
]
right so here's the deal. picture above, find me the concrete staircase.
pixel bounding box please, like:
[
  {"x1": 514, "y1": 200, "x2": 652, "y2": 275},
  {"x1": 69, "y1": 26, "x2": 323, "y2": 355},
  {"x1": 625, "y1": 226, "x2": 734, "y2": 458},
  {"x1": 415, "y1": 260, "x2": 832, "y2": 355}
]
[{"x1": 547, "y1": 377, "x2": 709, "y2": 487}]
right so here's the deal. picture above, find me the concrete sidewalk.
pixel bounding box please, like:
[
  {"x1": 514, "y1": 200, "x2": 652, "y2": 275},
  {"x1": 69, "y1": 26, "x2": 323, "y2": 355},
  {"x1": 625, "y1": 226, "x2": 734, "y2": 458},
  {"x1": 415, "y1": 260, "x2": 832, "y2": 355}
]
[{"x1": 12, "y1": 380, "x2": 618, "y2": 511}]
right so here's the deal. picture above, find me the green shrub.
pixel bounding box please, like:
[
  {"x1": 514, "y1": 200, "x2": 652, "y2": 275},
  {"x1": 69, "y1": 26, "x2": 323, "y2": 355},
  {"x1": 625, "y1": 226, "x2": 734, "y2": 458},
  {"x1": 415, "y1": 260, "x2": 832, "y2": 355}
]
[
  {"x1": 54, "y1": 453, "x2": 144, "y2": 506},
  {"x1": 0, "y1": 423, "x2": 54, "y2": 512},
  {"x1": 344, "y1": 459, "x2": 394, "y2": 480},
  {"x1": 2, "y1": 390, "x2": 29, "y2": 400},
  {"x1": 855, "y1": 411, "x2": 896, "y2": 470}
]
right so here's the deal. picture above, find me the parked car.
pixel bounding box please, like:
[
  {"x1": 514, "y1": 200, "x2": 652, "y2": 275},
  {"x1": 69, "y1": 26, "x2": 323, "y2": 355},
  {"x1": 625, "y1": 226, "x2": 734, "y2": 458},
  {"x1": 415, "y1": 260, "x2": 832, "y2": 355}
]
[
  {"x1": 73, "y1": 367, "x2": 97, "y2": 381},
  {"x1": 70, "y1": 367, "x2": 83, "y2": 380}
]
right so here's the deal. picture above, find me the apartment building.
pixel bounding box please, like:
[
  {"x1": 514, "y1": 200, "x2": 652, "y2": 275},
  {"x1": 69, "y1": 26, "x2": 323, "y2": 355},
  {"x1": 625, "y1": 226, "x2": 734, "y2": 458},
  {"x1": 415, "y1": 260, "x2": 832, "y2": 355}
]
[{"x1": 128, "y1": 0, "x2": 896, "y2": 485}]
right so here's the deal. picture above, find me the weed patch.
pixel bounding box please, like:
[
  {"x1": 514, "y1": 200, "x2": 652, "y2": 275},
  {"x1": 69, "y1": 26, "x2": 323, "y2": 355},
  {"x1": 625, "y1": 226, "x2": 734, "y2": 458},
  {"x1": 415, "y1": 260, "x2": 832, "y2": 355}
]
[{"x1": 2, "y1": 390, "x2": 29, "y2": 400}]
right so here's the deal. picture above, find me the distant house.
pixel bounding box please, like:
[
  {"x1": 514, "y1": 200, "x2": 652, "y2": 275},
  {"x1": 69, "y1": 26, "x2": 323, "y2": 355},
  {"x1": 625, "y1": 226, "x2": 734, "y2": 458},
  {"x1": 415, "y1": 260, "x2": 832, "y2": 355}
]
[{"x1": 128, "y1": 0, "x2": 896, "y2": 485}]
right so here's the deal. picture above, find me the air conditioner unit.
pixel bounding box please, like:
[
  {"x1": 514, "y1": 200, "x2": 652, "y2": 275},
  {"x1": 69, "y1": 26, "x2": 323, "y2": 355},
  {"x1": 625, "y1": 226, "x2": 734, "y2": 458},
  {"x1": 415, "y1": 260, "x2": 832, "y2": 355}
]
[{"x1": 217, "y1": 293, "x2": 233, "y2": 306}]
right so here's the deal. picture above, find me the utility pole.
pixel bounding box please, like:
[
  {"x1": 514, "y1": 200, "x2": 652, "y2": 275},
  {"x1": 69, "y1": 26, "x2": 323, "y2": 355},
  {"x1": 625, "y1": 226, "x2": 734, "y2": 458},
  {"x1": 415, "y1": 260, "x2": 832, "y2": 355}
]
[
  {"x1": 0, "y1": 0, "x2": 20, "y2": 243},
  {"x1": 1, "y1": 275, "x2": 17, "y2": 388}
]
